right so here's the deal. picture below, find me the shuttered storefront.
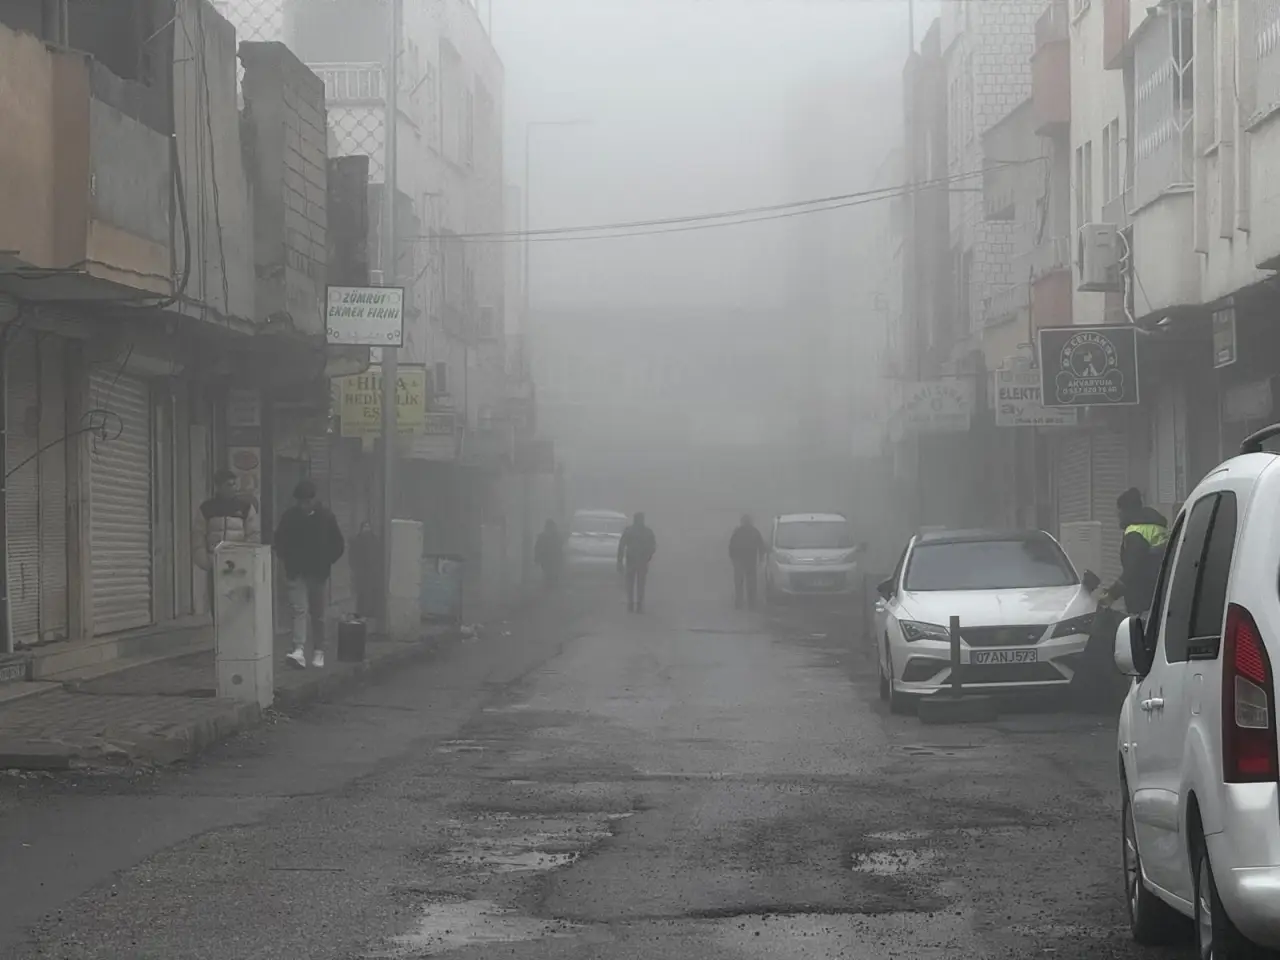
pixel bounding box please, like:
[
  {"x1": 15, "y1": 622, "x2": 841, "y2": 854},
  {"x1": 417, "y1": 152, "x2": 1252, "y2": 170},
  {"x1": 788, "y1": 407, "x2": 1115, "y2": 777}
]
[
  {"x1": 1091, "y1": 426, "x2": 1131, "y2": 585},
  {"x1": 1055, "y1": 432, "x2": 1091, "y2": 528},
  {"x1": 89, "y1": 371, "x2": 153, "y2": 634},
  {"x1": 6, "y1": 333, "x2": 69, "y2": 645}
]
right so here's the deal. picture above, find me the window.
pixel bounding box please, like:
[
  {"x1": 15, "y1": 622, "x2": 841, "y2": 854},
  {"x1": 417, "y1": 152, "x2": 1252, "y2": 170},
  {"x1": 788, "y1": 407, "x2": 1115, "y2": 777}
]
[
  {"x1": 1144, "y1": 511, "x2": 1186, "y2": 648},
  {"x1": 775, "y1": 521, "x2": 855, "y2": 550},
  {"x1": 1101, "y1": 119, "x2": 1120, "y2": 203},
  {"x1": 1188, "y1": 492, "x2": 1237, "y2": 657},
  {"x1": 1133, "y1": 0, "x2": 1194, "y2": 206},
  {"x1": 1075, "y1": 141, "x2": 1094, "y2": 230},
  {"x1": 1161, "y1": 493, "x2": 1217, "y2": 662},
  {"x1": 434, "y1": 361, "x2": 448, "y2": 397},
  {"x1": 903, "y1": 536, "x2": 1078, "y2": 591}
]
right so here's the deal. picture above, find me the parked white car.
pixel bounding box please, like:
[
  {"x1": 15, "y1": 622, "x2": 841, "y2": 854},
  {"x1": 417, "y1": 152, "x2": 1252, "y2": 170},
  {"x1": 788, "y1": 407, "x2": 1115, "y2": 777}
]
[
  {"x1": 764, "y1": 513, "x2": 865, "y2": 603},
  {"x1": 565, "y1": 509, "x2": 628, "y2": 571},
  {"x1": 1115, "y1": 425, "x2": 1280, "y2": 959},
  {"x1": 875, "y1": 528, "x2": 1097, "y2": 713}
]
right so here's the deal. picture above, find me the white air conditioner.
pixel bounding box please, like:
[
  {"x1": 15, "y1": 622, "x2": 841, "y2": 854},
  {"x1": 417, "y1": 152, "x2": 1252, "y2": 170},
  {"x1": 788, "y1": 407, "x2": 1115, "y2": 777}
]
[{"x1": 1078, "y1": 223, "x2": 1122, "y2": 292}]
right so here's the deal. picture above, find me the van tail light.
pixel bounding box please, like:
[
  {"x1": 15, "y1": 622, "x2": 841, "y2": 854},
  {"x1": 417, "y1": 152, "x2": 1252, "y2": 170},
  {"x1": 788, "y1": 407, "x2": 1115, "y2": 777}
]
[{"x1": 1222, "y1": 604, "x2": 1279, "y2": 783}]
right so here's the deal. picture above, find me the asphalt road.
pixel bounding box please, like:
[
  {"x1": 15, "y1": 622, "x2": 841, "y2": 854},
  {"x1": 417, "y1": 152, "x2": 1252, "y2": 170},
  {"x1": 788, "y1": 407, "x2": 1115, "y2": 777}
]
[{"x1": 0, "y1": 536, "x2": 1194, "y2": 959}]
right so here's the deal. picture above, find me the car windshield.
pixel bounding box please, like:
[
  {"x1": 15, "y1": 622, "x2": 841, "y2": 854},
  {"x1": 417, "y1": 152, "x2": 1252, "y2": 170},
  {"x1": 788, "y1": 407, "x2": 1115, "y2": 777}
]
[
  {"x1": 775, "y1": 521, "x2": 853, "y2": 550},
  {"x1": 904, "y1": 537, "x2": 1077, "y2": 591},
  {"x1": 572, "y1": 516, "x2": 626, "y2": 536}
]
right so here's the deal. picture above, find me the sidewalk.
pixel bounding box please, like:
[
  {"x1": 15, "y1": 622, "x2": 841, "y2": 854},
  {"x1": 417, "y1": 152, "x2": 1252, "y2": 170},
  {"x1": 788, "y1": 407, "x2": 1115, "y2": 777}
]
[{"x1": 0, "y1": 625, "x2": 458, "y2": 771}]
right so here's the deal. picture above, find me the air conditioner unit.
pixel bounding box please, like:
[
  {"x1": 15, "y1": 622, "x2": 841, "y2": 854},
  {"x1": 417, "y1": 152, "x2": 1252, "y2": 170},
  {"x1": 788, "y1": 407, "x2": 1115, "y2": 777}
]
[{"x1": 1078, "y1": 223, "x2": 1122, "y2": 292}]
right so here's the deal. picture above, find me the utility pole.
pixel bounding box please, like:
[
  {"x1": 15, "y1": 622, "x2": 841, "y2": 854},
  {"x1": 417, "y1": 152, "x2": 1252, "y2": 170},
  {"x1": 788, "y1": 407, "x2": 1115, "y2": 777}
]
[{"x1": 380, "y1": 0, "x2": 402, "y2": 632}]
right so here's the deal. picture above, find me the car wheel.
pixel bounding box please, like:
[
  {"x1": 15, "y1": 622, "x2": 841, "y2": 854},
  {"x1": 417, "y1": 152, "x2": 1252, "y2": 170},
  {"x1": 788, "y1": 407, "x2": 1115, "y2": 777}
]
[
  {"x1": 1195, "y1": 828, "x2": 1269, "y2": 959},
  {"x1": 878, "y1": 664, "x2": 890, "y2": 701},
  {"x1": 1123, "y1": 786, "x2": 1184, "y2": 946},
  {"x1": 878, "y1": 636, "x2": 892, "y2": 701}
]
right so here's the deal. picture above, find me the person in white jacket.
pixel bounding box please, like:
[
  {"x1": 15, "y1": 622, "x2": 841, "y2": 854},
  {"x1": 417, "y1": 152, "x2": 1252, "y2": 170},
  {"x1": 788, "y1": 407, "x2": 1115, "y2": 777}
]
[{"x1": 194, "y1": 469, "x2": 260, "y2": 571}]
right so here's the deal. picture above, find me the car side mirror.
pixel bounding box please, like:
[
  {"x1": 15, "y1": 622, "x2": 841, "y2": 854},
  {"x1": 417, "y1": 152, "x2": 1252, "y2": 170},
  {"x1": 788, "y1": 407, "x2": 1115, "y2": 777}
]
[
  {"x1": 876, "y1": 577, "x2": 894, "y2": 601},
  {"x1": 1081, "y1": 570, "x2": 1101, "y2": 593},
  {"x1": 1114, "y1": 616, "x2": 1152, "y2": 677}
]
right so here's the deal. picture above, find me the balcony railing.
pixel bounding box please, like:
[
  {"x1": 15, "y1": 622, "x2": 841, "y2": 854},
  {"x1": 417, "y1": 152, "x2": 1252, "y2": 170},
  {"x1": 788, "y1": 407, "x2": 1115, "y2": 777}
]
[{"x1": 310, "y1": 62, "x2": 384, "y2": 105}]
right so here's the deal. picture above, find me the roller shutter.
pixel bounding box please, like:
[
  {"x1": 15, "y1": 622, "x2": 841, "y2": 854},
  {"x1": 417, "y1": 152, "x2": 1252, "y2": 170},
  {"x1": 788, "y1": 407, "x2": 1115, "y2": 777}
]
[
  {"x1": 1055, "y1": 432, "x2": 1091, "y2": 528},
  {"x1": 39, "y1": 339, "x2": 68, "y2": 638},
  {"x1": 6, "y1": 334, "x2": 40, "y2": 642},
  {"x1": 89, "y1": 371, "x2": 153, "y2": 634},
  {"x1": 1091, "y1": 427, "x2": 1131, "y2": 585}
]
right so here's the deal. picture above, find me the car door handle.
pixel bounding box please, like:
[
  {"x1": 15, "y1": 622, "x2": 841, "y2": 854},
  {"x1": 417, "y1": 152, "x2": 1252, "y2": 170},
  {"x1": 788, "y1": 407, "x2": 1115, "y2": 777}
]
[{"x1": 1140, "y1": 697, "x2": 1165, "y2": 712}]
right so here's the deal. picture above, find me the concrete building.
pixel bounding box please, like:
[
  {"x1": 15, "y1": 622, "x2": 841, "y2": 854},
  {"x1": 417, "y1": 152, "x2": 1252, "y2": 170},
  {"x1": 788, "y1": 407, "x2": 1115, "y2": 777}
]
[{"x1": 0, "y1": 1, "x2": 360, "y2": 670}]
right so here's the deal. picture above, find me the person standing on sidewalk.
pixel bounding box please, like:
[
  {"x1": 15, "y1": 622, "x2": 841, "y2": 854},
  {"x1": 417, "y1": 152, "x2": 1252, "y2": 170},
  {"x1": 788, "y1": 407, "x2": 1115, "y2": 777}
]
[
  {"x1": 616, "y1": 512, "x2": 657, "y2": 613},
  {"x1": 193, "y1": 469, "x2": 260, "y2": 573},
  {"x1": 273, "y1": 480, "x2": 345, "y2": 669},
  {"x1": 728, "y1": 514, "x2": 766, "y2": 609}
]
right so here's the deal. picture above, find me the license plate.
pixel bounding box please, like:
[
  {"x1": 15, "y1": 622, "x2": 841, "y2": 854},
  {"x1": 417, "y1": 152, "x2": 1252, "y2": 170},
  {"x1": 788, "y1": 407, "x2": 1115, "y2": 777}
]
[{"x1": 968, "y1": 648, "x2": 1039, "y2": 665}]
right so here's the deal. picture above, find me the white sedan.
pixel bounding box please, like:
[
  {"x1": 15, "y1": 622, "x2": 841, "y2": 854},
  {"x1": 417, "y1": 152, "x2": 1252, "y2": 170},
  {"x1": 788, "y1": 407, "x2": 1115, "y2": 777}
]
[{"x1": 875, "y1": 528, "x2": 1098, "y2": 713}]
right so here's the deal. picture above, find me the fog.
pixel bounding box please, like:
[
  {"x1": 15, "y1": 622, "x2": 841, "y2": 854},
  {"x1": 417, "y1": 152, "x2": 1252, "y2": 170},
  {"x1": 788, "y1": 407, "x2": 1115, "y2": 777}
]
[{"x1": 493, "y1": 0, "x2": 931, "y2": 541}]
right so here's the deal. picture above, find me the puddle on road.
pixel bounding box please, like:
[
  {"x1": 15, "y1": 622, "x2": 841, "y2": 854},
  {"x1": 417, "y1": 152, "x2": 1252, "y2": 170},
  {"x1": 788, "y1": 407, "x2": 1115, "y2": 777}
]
[
  {"x1": 436, "y1": 740, "x2": 489, "y2": 754},
  {"x1": 851, "y1": 849, "x2": 939, "y2": 875},
  {"x1": 713, "y1": 909, "x2": 972, "y2": 958},
  {"x1": 376, "y1": 899, "x2": 583, "y2": 957},
  {"x1": 866, "y1": 829, "x2": 933, "y2": 843},
  {"x1": 443, "y1": 848, "x2": 579, "y2": 872}
]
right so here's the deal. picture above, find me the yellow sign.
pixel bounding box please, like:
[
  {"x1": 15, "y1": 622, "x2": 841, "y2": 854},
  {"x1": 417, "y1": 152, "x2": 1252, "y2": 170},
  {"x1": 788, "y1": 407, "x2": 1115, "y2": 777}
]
[{"x1": 335, "y1": 366, "x2": 427, "y2": 438}]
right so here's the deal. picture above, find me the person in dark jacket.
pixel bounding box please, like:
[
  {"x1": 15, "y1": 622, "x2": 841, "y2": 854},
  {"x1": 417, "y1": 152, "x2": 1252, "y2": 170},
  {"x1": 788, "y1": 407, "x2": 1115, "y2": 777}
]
[
  {"x1": 535, "y1": 519, "x2": 564, "y2": 588},
  {"x1": 274, "y1": 480, "x2": 346, "y2": 669},
  {"x1": 728, "y1": 514, "x2": 767, "y2": 609},
  {"x1": 1103, "y1": 487, "x2": 1170, "y2": 614},
  {"x1": 617, "y1": 512, "x2": 657, "y2": 612}
]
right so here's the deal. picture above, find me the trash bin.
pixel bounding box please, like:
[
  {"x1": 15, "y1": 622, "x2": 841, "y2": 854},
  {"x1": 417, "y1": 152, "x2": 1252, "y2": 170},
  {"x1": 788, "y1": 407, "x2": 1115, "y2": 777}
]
[{"x1": 337, "y1": 617, "x2": 368, "y2": 663}]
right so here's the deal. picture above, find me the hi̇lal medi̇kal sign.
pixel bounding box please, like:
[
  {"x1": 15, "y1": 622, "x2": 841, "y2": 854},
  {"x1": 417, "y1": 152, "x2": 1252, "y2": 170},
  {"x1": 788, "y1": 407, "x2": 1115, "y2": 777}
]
[{"x1": 1037, "y1": 324, "x2": 1140, "y2": 408}]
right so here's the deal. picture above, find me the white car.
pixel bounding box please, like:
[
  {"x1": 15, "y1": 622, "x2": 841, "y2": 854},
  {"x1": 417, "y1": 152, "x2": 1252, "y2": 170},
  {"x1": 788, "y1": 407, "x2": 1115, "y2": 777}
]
[
  {"x1": 565, "y1": 509, "x2": 628, "y2": 571},
  {"x1": 875, "y1": 528, "x2": 1097, "y2": 713},
  {"x1": 764, "y1": 513, "x2": 865, "y2": 603},
  {"x1": 1115, "y1": 425, "x2": 1280, "y2": 959}
]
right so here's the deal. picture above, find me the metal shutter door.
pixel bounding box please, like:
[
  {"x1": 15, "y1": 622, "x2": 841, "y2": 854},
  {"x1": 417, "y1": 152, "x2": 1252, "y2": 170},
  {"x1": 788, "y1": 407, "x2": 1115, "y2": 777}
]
[
  {"x1": 1091, "y1": 427, "x2": 1131, "y2": 585},
  {"x1": 39, "y1": 338, "x2": 68, "y2": 638},
  {"x1": 327, "y1": 437, "x2": 353, "y2": 607},
  {"x1": 6, "y1": 334, "x2": 40, "y2": 642},
  {"x1": 1056, "y1": 433, "x2": 1091, "y2": 528},
  {"x1": 90, "y1": 371, "x2": 153, "y2": 634}
]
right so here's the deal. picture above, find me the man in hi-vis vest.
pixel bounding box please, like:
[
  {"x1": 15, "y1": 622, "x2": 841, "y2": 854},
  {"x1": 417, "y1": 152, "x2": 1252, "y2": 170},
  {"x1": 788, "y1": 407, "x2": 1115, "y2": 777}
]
[{"x1": 1102, "y1": 487, "x2": 1170, "y2": 615}]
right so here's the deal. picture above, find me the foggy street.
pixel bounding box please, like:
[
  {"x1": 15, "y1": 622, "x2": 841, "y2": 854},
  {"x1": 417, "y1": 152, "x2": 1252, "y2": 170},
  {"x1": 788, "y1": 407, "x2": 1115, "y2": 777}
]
[{"x1": 3, "y1": 530, "x2": 1173, "y2": 959}]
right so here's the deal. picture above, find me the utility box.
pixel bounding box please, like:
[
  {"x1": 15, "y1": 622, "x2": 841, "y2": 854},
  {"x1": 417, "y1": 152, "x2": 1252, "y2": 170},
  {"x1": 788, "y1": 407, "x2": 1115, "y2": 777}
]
[
  {"x1": 213, "y1": 542, "x2": 274, "y2": 709},
  {"x1": 389, "y1": 519, "x2": 425, "y2": 639}
]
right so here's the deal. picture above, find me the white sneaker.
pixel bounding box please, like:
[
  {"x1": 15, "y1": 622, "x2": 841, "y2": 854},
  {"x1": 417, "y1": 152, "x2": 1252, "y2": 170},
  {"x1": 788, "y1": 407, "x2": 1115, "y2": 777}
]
[
  {"x1": 311, "y1": 650, "x2": 325, "y2": 669},
  {"x1": 286, "y1": 647, "x2": 307, "y2": 669}
]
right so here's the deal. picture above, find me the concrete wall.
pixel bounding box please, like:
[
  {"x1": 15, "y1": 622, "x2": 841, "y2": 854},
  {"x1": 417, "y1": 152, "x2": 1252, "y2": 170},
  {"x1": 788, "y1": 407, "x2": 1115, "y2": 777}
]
[
  {"x1": 0, "y1": 24, "x2": 88, "y2": 271},
  {"x1": 173, "y1": 0, "x2": 255, "y2": 322},
  {"x1": 241, "y1": 42, "x2": 328, "y2": 333},
  {"x1": 1132, "y1": 192, "x2": 1199, "y2": 314}
]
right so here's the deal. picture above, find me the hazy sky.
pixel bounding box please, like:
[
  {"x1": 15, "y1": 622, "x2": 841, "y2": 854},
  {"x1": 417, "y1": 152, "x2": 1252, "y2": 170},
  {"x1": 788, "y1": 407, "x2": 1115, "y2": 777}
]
[{"x1": 492, "y1": 0, "x2": 933, "y2": 313}]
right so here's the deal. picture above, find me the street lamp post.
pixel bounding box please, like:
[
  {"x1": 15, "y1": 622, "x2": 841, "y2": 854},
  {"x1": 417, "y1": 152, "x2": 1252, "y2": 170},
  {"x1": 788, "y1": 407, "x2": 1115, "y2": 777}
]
[{"x1": 520, "y1": 119, "x2": 592, "y2": 586}]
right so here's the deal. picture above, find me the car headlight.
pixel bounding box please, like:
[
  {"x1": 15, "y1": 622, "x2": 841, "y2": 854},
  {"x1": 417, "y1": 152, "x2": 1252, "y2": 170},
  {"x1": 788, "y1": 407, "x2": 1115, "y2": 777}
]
[
  {"x1": 1051, "y1": 613, "x2": 1095, "y2": 638},
  {"x1": 900, "y1": 620, "x2": 950, "y2": 643}
]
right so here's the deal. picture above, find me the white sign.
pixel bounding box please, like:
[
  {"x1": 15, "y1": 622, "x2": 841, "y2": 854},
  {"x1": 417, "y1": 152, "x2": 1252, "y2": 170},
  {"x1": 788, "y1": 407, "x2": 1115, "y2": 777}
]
[
  {"x1": 404, "y1": 413, "x2": 458, "y2": 462},
  {"x1": 899, "y1": 379, "x2": 973, "y2": 434},
  {"x1": 325, "y1": 285, "x2": 405, "y2": 346},
  {"x1": 994, "y1": 369, "x2": 1079, "y2": 427},
  {"x1": 1223, "y1": 379, "x2": 1272, "y2": 423}
]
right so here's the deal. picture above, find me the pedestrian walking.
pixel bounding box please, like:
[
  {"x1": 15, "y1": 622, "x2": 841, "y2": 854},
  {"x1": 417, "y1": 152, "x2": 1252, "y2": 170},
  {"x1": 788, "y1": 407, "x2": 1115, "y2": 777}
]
[
  {"x1": 728, "y1": 513, "x2": 767, "y2": 609},
  {"x1": 273, "y1": 480, "x2": 345, "y2": 669},
  {"x1": 535, "y1": 519, "x2": 564, "y2": 588},
  {"x1": 193, "y1": 469, "x2": 260, "y2": 572},
  {"x1": 1101, "y1": 486, "x2": 1170, "y2": 615},
  {"x1": 617, "y1": 512, "x2": 657, "y2": 613}
]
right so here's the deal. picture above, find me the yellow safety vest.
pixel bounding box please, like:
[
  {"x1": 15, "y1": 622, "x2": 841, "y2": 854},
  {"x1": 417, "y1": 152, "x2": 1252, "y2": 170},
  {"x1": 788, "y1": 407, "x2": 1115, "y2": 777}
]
[{"x1": 1125, "y1": 523, "x2": 1169, "y2": 548}]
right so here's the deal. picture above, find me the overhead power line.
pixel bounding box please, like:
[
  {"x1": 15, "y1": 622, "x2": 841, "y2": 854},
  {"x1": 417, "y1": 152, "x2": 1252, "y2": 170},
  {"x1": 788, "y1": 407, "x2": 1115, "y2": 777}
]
[{"x1": 418, "y1": 160, "x2": 1035, "y2": 245}]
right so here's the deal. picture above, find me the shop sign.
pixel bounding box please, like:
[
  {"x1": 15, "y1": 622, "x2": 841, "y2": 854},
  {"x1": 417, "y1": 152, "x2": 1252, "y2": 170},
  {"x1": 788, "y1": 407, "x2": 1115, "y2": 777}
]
[
  {"x1": 1213, "y1": 305, "x2": 1237, "y2": 368},
  {"x1": 1038, "y1": 324, "x2": 1140, "y2": 407},
  {"x1": 227, "y1": 388, "x2": 261, "y2": 428},
  {"x1": 1223, "y1": 379, "x2": 1272, "y2": 423},
  {"x1": 405, "y1": 412, "x2": 459, "y2": 461},
  {"x1": 993, "y1": 369, "x2": 1078, "y2": 427},
  {"x1": 898, "y1": 379, "x2": 973, "y2": 433},
  {"x1": 325, "y1": 285, "x2": 405, "y2": 346},
  {"x1": 336, "y1": 366, "x2": 427, "y2": 438}
]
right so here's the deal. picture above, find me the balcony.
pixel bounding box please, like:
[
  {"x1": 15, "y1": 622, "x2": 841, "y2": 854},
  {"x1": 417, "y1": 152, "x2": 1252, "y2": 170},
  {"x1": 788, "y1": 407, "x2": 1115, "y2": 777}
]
[
  {"x1": 311, "y1": 62, "x2": 385, "y2": 106},
  {"x1": 1031, "y1": 0, "x2": 1070, "y2": 136},
  {"x1": 0, "y1": 23, "x2": 172, "y2": 301}
]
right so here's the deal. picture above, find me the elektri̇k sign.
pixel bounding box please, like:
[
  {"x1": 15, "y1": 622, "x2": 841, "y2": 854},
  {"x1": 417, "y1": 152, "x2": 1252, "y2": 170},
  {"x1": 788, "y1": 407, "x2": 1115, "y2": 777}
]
[
  {"x1": 993, "y1": 369, "x2": 1078, "y2": 427},
  {"x1": 325, "y1": 285, "x2": 405, "y2": 346}
]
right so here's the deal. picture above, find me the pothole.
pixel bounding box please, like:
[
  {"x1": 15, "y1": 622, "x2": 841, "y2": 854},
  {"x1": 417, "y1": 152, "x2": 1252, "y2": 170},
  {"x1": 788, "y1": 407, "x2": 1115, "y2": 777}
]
[
  {"x1": 373, "y1": 899, "x2": 583, "y2": 956},
  {"x1": 866, "y1": 829, "x2": 933, "y2": 843},
  {"x1": 899, "y1": 743, "x2": 983, "y2": 758},
  {"x1": 443, "y1": 849, "x2": 579, "y2": 872},
  {"x1": 851, "y1": 848, "x2": 939, "y2": 875}
]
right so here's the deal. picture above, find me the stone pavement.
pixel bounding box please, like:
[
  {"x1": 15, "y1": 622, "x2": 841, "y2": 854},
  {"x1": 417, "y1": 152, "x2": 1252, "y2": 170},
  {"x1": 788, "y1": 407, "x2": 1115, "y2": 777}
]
[{"x1": 0, "y1": 625, "x2": 458, "y2": 770}]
